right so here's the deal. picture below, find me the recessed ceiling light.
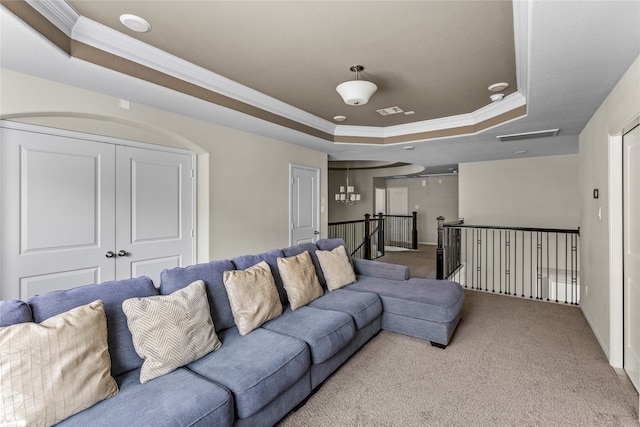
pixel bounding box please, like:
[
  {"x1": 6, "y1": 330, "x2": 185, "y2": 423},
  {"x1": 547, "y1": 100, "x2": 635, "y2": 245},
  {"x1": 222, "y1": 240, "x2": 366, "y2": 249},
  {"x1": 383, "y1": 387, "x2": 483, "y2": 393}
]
[
  {"x1": 403, "y1": 146, "x2": 415, "y2": 150},
  {"x1": 515, "y1": 150, "x2": 528, "y2": 154},
  {"x1": 404, "y1": 111, "x2": 415, "y2": 115},
  {"x1": 488, "y1": 82, "x2": 509, "y2": 92},
  {"x1": 333, "y1": 115, "x2": 347, "y2": 122},
  {"x1": 490, "y1": 93, "x2": 505, "y2": 102},
  {"x1": 120, "y1": 14, "x2": 152, "y2": 33}
]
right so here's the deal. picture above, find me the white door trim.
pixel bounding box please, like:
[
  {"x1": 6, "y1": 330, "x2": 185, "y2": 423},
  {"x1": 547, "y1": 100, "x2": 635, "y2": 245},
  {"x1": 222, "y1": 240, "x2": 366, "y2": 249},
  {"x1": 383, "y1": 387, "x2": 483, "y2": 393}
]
[
  {"x1": 0, "y1": 120, "x2": 193, "y2": 155},
  {"x1": 289, "y1": 164, "x2": 320, "y2": 246},
  {"x1": 608, "y1": 115, "x2": 640, "y2": 369}
]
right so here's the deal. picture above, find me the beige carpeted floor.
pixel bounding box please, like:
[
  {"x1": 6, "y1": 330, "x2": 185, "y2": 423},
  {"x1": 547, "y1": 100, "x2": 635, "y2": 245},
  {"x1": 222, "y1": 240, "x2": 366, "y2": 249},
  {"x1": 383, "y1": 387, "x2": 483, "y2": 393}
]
[
  {"x1": 377, "y1": 244, "x2": 437, "y2": 279},
  {"x1": 279, "y1": 290, "x2": 639, "y2": 426}
]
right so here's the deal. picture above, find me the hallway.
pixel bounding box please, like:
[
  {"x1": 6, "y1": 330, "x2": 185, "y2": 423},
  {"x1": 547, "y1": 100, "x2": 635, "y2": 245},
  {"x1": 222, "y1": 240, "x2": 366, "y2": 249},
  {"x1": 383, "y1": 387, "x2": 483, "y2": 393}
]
[{"x1": 377, "y1": 244, "x2": 437, "y2": 279}]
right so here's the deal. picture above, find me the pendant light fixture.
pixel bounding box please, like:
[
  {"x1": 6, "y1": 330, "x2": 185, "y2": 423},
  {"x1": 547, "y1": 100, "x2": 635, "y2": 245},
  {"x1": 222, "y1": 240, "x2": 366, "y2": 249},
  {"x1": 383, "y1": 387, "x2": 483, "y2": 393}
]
[
  {"x1": 336, "y1": 65, "x2": 377, "y2": 106},
  {"x1": 335, "y1": 168, "x2": 361, "y2": 205}
]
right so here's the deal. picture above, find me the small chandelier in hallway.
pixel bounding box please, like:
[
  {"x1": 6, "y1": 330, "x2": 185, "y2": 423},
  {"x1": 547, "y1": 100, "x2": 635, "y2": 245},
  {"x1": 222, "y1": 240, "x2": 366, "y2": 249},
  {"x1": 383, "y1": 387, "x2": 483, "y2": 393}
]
[{"x1": 335, "y1": 169, "x2": 360, "y2": 205}]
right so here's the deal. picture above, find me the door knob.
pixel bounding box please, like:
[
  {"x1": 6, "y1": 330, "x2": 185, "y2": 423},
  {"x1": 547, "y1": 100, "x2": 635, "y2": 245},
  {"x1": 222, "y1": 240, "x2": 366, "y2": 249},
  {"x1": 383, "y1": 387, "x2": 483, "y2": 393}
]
[
  {"x1": 314, "y1": 230, "x2": 320, "y2": 235},
  {"x1": 105, "y1": 251, "x2": 116, "y2": 258},
  {"x1": 117, "y1": 250, "x2": 129, "y2": 257}
]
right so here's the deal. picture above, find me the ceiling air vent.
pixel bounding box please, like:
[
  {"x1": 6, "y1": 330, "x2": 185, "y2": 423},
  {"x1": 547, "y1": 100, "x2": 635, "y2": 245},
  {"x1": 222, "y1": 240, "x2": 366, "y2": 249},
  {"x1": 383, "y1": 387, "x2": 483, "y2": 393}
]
[
  {"x1": 496, "y1": 129, "x2": 560, "y2": 143},
  {"x1": 377, "y1": 106, "x2": 404, "y2": 116}
]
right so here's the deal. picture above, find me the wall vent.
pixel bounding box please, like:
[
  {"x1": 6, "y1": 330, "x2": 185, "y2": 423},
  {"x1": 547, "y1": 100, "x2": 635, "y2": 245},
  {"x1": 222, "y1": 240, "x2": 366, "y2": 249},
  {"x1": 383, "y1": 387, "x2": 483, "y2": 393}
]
[{"x1": 496, "y1": 129, "x2": 560, "y2": 142}]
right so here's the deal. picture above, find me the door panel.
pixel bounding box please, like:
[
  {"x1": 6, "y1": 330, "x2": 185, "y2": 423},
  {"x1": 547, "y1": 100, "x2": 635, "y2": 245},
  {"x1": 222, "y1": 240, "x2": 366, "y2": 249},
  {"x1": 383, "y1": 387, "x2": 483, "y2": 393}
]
[
  {"x1": 623, "y1": 123, "x2": 640, "y2": 392},
  {"x1": 291, "y1": 165, "x2": 319, "y2": 245},
  {"x1": 115, "y1": 146, "x2": 194, "y2": 285},
  {"x1": 1, "y1": 127, "x2": 116, "y2": 299},
  {"x1": 19, "y1": 268, "x2": 100, "y2": 301}
]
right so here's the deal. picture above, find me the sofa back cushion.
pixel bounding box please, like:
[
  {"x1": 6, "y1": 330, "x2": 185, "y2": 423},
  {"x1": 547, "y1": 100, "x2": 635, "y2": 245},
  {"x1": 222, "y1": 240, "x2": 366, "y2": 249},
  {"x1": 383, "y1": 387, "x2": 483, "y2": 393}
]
[
  {"x1": 232, "y1": 249, "x2": 288, "y2": 305},
  {"x1": 27, "y1": 277, "x2": 158, "y2": 377},
  {"x1": 0, "y1": 299, "x2": 33, "y2": 326},
  {"x1": 160, "y1": 259, "x2": 237, "y2": 331},
  {"x1": 316, "y1": 238, "x2": 348, "y2": 252}
]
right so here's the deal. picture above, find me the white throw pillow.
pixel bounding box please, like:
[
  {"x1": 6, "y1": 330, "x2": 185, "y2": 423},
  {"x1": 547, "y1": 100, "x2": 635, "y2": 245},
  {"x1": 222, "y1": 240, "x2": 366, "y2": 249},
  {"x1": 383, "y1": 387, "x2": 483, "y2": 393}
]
[
  {"x1": 223, "y1": 261, "x2": 283, "y2": 335},
  {"x1": 0, "y1": 300, "x2": 118, "y2": 427},
  {"x1": 277, "y1": 251, "x2": 324, "y2": 310},
  {"x1": 122, "y1": 280, "x2": 222, "y2": 384},
  {"x1": 316, "y1": 245, "x2": 357, "y2": 291}
]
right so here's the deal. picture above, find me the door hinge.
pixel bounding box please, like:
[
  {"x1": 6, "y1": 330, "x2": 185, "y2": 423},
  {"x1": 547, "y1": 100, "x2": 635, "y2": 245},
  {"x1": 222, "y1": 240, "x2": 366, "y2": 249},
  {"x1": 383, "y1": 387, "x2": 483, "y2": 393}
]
[
  {"x1": 291, "y1": 222, "x2": 295, "y2": 230},
  {"x1": 191, "y1": 229, "x2": 195, "y2": 238},
  {"x1": 191, "y1": 169, "x2": 195, "y2": 178},
  {"x1": 291, "y1": 178, "x2": 295, "y2": 185}
]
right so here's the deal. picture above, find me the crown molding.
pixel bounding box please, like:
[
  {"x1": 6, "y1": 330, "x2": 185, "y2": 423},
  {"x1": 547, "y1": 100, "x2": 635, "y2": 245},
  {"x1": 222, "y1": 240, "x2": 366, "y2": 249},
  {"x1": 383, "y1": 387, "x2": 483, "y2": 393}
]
[
  {"x1": 23, "y1": 0, "x2": 529, "y2": 144},
  {"x1": 335, "y1": 92, "x2": 526, "y2": 140},
  {"x1": 71, "y1": 16, "x2": 337, "y2": 136},
  {"x1": 26, "y1": 0, "x2": 77, "y2": 36}
]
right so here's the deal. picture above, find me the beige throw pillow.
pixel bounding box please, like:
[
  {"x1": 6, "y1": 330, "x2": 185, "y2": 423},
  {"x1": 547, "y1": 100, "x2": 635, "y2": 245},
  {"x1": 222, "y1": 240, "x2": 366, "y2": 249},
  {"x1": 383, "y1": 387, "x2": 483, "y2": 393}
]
[
  {"x1": 316, "y1": 245, "x2": 357, "y2": 291},
  {"x1": 223, "y1": 261, "x2": 283, "y2": 336},
  {"x1": 277, "y1": 251, "x2": 324, "y2": 310},
  {"x1": 122, "y1": 280, "x2": 222, "y2": 384},
  {"x1": 0, "y1": 300, "x2": 118, "y2": 427}
]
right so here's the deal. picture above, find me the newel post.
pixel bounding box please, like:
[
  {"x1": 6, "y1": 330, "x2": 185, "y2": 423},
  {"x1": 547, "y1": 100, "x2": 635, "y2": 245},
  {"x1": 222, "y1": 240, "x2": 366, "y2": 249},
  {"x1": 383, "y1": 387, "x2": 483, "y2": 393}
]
[
  {"x1": 411, "y1": 211, "x2": 418, "y2": 250},
  {"x1": 364, "y1": 214, "x2": 372, "y2": 260},
  {"x1": 436, "y1": 216, "x2": 445, "y2": 280},
  {"x1": 377, "y1": 212, "x2": 385, "y2": 256}
]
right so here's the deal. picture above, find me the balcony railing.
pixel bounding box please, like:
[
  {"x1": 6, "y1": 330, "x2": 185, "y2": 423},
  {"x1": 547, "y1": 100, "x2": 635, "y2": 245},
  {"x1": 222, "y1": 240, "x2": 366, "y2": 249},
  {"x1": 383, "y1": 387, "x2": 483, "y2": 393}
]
[
  {"x1": 329, "y1": 212, "x2": 418, "y2": 259},
  {"x1": 437, "y1": 217, "x2": 580, "y2": 305}
]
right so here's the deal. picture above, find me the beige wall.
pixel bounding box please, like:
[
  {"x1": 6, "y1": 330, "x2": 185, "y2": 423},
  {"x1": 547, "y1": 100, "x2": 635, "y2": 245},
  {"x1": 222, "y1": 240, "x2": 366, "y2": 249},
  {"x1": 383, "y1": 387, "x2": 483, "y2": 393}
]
[
  {"x1": 458, "y1": 155, "x2": 580, "y2": 229},
  {"x1": 578, "y1": 55, "x2": 640, "y2": 364},
  {"x1": 0, "y1": 69, "x2": 328, "y2": 261},
  {"x1": 328, "y1": 164, "x2": 426, "y2": 223},
  {"x1": 386, "y1": 176, "x2": 459, "y2": 244}
]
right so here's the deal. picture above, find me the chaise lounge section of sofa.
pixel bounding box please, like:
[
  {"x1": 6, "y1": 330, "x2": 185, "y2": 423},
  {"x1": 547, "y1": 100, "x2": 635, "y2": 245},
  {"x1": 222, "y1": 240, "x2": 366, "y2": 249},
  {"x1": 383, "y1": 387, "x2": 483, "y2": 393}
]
[{"x1": 0, "y1": 238, "x2": 463, "y2": 427}]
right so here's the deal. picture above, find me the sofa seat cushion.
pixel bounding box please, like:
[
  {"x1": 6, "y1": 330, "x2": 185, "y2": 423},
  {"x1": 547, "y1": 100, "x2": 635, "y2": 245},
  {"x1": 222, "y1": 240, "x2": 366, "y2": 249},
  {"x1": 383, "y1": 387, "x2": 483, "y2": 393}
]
[
  {"x1": 27, "y1": 277, "x2": 158, "y2": 377},
  {"x1": 54, "y1": 368, "x2": 233, "y2": 427},
  {"x1": 308, "y1": 289, "x2": 382, "y2": 330},
  {"x1": 349, "y1": 277, "x2": 464, "y2": 323},
  {"x1": 262, "y1": 306, "x2": 355, "y2": 364},
  {"x1": 187, "y1": 326, "x2": 309, "y2": 420},
  {"x1": 0, "y1": 299, "x2": 32, "y2": 326}
]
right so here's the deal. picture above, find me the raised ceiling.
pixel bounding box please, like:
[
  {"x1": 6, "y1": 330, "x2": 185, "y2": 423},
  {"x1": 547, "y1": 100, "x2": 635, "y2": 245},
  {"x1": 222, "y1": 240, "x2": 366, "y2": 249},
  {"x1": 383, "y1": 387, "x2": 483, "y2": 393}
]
[
  {"x1": 66, "y1": 1, "x2": 518, "y2": 128},
  {"x1": 1, "y1": 1, "x2": 639, "y2": 174}
]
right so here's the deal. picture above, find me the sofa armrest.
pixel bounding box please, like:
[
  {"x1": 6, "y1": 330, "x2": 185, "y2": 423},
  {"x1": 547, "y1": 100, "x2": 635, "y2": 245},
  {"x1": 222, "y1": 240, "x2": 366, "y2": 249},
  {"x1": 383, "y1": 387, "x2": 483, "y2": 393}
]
[{"x1": 352, "y1": 258, "x2": 410, "y2": 281}]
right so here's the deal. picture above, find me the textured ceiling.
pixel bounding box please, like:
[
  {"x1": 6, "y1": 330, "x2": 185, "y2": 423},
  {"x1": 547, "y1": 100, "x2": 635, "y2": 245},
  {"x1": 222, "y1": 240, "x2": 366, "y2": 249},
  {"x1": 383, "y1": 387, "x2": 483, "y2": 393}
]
[{"x1": 66, "y1": 0, "x2": 518, "y2": 127}]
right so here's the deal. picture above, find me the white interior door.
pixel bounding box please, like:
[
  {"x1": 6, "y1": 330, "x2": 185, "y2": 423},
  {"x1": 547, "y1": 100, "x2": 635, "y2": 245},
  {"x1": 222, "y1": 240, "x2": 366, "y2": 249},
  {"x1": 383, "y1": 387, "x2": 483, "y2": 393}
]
[
  {"x1": 290, "y1": 165, "x2": 320, "y2": 245},
  {"x1": 115, "y1": 146, "x2": 194, "y2": 286},
  {"x1": 1, "y1": 126, "x2": 116, "y2": 300},
  {"x1": 375, "y1": 187, "x2": 386, "y2": 215},
  {"x1": 623, "y1": 122, "x2": 640, "y2": 392},
  {"x1": 388, "y1": 187, "x2": 408, "y2": 215}
]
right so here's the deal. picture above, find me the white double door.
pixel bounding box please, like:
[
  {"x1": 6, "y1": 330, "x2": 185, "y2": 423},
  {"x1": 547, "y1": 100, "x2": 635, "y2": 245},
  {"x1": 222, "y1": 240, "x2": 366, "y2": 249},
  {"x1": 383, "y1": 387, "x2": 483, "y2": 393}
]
[{"x1": 1, "y1": 123, "x2": 195, "y2": 299}]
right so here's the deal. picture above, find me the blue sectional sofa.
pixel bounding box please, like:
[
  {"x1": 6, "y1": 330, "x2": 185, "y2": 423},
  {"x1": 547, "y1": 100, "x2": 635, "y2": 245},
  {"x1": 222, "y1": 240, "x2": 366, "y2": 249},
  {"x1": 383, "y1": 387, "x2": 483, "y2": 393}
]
[{"x1": 0, "y1": 238, "x2": 464, "y2": 426}]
